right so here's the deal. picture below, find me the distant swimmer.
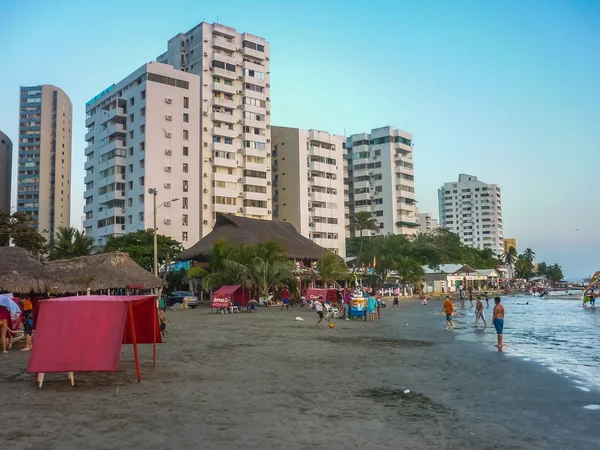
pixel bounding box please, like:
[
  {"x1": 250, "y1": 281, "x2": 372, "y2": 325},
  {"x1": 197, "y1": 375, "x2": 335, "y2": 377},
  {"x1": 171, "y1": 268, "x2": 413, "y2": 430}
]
[{"x1": 492, "y1": 297, "x2": 505, "y2": 351}]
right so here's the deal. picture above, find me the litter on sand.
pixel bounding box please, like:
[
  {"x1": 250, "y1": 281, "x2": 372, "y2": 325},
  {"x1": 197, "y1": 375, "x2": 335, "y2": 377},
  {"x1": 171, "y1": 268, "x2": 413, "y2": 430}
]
[{"x1": 294, "y1": 317, "x2": 305, "y2": 322}]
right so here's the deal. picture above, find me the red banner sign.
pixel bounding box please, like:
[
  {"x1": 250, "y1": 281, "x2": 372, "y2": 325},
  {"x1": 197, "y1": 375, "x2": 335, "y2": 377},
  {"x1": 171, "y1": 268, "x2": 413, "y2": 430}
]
[{"x1": 211, "y1": 296, "x2": 231, "y2": 309}]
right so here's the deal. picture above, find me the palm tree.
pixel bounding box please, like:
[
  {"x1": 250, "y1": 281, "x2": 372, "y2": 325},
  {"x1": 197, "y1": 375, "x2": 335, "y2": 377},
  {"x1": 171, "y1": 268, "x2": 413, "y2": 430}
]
[
  {"x1": 184, "y1": 267, "x2": 208, "y2": 293},
  {"x1": 248, "y1": 257, "x2": 294, "y2": 302},
  {"x1": 502, "y1": 246, "x2": 517, "y2": 278},
  {"x1": 50, "y1": 227, "x2": 95, "y2": 260},
  {"x1": 523, "y1": 248, "x2": 536, "y2": 262},
  {"x1": 352, "y1": 211, "x2": 379, "y2": 270},
  {"x1": 315, "y1": 252, "x2": 348, "y2": 286}
]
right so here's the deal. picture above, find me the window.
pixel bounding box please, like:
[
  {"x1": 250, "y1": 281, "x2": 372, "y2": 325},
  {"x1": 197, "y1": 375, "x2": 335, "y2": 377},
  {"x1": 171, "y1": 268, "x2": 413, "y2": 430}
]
[
  {"x1": 183, "y1": 163, "x2": 188, "y2": 173},
  {"x1": 129, "y1": 113, "x2": 134, "y2": 122},
  {"x1": 141, "y1": 90, "x2": 145, "y2": 100},
  {"x1": 183, "y1": 113, "x2": 189, "y2": 123},
  {"x1": 183, "y1": 130, "x2": 189, "y2": 140},
  {"x1": 139, "y1": 159, "x2": 145, "y2": 169},
  {"x1": 139, "y1": 176, "x2": 144, "y2": 186},
  {"x1": 183, "y1": 180, "x2": 188, "y2": 192},
  {"x1": 243, "y1": 40, "x2": 265, "y2": 52},
  {"x1": 182, "y1": 232, "x2": 188, "y2": 242},
  {"x1": 139, "y1": 212, "x2": 144, "y2": 222},
  {"x1": 141, "y1": 107, "x2": 145, "y2": 116},
  {"x1": 140, "y1": 124, "x2": 145, "y2": 134},
  {"x1": 140, "y1": 141, "x2": 145, "y2": 151},
  {"x1": 183, "y1": 97, "x2": 189, "y2": 108},
  {"x1": 139, "y1": 194, "x2": 144, "y2": 204},
  {"x1": 183, "y1": 146, "x2": 189, "y2": 156},
  {"x1": 243, "y1": 69, "x2": 265, "y2": 79},
  {"x1": 129, "y1": 147, "x2": 134, "y2": 156},
  {"x1": 245, "y1": 83, "x2": 264, "y2": 93},
  {"x1": 147, "y1": 73, "x2": 189, "y2": 89},
  {"x1": 182, "y1": 214, "x2": 188, "y2": 226},
  {"x1": 182, "y1": 197, "x2": 188, "y2": 209}
]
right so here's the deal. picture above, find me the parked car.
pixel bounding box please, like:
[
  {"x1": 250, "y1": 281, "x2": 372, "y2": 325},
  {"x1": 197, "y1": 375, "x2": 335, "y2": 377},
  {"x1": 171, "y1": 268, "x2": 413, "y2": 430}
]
[{"x1": 167, "y1": 291, "x2": 199, "y2": 308}]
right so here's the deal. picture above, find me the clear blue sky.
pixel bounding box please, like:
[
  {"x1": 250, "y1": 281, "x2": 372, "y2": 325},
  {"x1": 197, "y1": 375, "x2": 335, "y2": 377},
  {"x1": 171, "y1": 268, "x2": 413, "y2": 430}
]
[{"x1": 1, "y1": 0, "x2": 598, "y2": 277}]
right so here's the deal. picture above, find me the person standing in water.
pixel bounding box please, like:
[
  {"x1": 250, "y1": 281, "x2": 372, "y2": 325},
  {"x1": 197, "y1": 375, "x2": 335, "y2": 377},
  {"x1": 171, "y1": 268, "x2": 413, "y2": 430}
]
[
  {"x1": 474, "y1": 296, "x2": 486, "y2": 328},
  {"x1": 492, "y1": 297, "x2": 505, "y2": 350},
  {"x1": 443, "y1": 296, "x2": 455, "y2": 330},
  {"x1": 459, "y1": 285, "x2": 466, "y2": 308},
  {"x1": 485, "y1": 291, "x2": 489, "y2": 308}
]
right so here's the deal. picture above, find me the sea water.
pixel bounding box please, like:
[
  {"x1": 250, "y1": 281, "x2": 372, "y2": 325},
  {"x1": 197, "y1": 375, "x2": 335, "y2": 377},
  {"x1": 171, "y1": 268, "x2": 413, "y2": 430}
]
[{"x1": 452, "y1": 295, "x2": 600, "y2": 387}]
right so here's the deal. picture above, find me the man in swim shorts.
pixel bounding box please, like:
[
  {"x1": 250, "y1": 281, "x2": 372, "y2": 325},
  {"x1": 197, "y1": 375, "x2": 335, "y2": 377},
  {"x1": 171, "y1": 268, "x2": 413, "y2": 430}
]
[{"x1": 492, "y1": 297, "x2": 505, "y2": 350}]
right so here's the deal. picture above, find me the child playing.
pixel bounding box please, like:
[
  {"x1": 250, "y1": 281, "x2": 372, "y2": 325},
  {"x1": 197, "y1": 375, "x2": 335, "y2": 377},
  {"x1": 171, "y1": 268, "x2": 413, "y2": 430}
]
[
  {"x1": 367, "y1": 294, "x2": 378, "y2": 322},
  {"x1": 159, "y1": 308, "x2": 167, "y2": 341}
]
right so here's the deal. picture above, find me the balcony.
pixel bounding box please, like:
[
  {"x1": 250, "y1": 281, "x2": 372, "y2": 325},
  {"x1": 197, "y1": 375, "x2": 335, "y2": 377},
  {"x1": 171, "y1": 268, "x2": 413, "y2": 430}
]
[
  {"x1": 212, "y1": 126, "x2": 238, "y2": 139},
  {"x1": 212, "y1": 36, "x2": 237, "y2": 52},
  {"x1": 309, "y1": 160, "x2": 334, "y2": 173},
  {"x1": 100, "y1": 107, "x2": 126, "y2": 124},
  {"x1": 211, "y1": 82, "x2": 238, "y2": 96},
  {"x1": 212, "y1": 53, "x2": 237, "y2": 67},
  {"x1": 242, "y1": 46, "x2": 266, "y2": 60},
  {"x1": 243, "y1": 190, "x2": 268, "y2": 201},
  {"x1": 106, "y1": 123, "x2": 127, "y2": 138},
  {"x1": 244, "y1": 206, "x2": 268, "y2": 216},
  {"x1": 85, "y1": 129, "x2": 95, "y2": 142},
  {"x1": 243, "y1": 132, "x2": 266, "y2": 143},
  {"x1": 213, "y1": 97, "x2": 238, "y2": 109},
  {"x1": 243, "y1": 176, "x2": 268, "y2": 186},
  {"x1": 213, "y1": 156, "x2": 238, "y2": 169},
  {"x1": 212, "y1": 111, "x2": 238, "y2": 124},
  {"x1": 310, "y1": 191, "x2": 331, "y2": 202},
  {"x1": 214, "y1": 203, "x2": 238, "y2": 214}
]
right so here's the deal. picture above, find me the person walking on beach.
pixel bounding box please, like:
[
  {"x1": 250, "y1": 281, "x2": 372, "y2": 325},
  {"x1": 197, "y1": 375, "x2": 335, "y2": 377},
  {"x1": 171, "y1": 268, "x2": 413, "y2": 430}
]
[
  {"x1": 314, "y1": 296, "x2": 330, "y2": 327},
  {"x1": 280, "y1": 286, "x2": 290, "y2": 311},
  {"x1": 376, "y1": 293, "x2": 382, "y2": 319},
  {"x1": 367, "y1": 294, "x2": 378, "y2": 322},
  {"x1": 344, "y1": 289, "x2": 351, "y2": 320},
  {"x1": 443, "y1": 296, "x2": 455, "y2": 330},
  {"x1": 474, "y1": 297, "x2": 486, "y2": 328},
  {"x1": 459, "y1": 285, "x2": 465, "y2": 308},
  {"x1": 20, "y1": 298, "x2": 34, "y2": 351},
  {"x1": 393, "y1": 291, "x2": 399, "y2": 310},
  {"x1": 492, "y1": 297, "x2": 505, "y2": 350}
]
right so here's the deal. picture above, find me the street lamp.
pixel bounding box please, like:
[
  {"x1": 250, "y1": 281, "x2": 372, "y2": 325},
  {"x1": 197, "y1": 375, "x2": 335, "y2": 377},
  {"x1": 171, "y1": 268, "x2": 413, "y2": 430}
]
[{"x1": 148, "y1": 187, "x2": 179, "y2": 277}]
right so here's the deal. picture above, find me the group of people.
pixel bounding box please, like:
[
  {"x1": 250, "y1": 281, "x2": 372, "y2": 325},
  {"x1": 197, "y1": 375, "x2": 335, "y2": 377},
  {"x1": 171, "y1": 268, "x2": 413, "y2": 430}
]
[
  {"x1": 0, "y1": 296, "x2": 34, "y2": 354},
  {"x1": 443, "y1": 294, "x2": 506, "y2": 350}
]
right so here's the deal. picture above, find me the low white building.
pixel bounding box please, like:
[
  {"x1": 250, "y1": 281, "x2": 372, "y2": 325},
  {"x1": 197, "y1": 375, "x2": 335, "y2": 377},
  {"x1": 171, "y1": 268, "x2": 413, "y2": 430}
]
[{"x1": 271, "y1": 127, "x2": 346, "y2": 256}]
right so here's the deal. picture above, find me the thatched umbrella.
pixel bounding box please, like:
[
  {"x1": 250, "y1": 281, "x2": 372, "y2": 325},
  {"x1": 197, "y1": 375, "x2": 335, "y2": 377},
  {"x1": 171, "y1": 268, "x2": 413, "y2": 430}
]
[
  {"x1": 0, "y1": 247, "x2": 49, "y2": 294},
  {"x1": 45, "y1": 251, "x2": 163, "y2": 294}
]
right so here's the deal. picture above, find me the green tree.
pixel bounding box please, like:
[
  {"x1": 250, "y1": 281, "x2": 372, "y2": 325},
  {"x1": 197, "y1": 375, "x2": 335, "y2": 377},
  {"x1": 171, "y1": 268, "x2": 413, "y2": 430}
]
[
  {"x1": 103, "y1": 229, "x2": 183, "y2": 272},
  {"x1": 514, "y1": 254, "x2": 535, "y2": 280},
  {"x1": 184, "y1": 266, "x2": 209, "y2": 293},
  {"x1": 315, "y1": 251, "x2": 348, "y2": 286},
  {"x1": 503, "y1": 246, "x2": 517, "y2": 278},
  {"x1": 50, "y1": 227, "x2": 95, "y2": 260},
  {"x1": 523, "y1": 248, "x2": 536, "y2": 262},
  {"x1": 0, "y1": 212, "x2": 47, "y2": 256},
  {"x1": 546, "y1": 263, "x2": 564, "y2": 283},
  {"x1": 248, "y1": 257, "x2": 294, "y2": 300},
  {"x1": 395, "y1": 256, "x2": 425, "y2": 287}
]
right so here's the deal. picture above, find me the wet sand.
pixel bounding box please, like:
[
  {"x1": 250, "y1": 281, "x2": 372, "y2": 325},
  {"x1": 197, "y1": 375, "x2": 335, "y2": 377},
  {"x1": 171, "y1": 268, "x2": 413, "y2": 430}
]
[{"x1": 1, "y1": 300, "x2": 598, "y2": 449}]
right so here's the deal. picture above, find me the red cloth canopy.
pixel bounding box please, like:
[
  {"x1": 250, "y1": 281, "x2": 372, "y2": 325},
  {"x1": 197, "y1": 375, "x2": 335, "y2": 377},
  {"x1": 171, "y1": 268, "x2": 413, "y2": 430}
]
[
  {"x1": 27, "y1": 295, "x2": 161, "y2": 381},
  {"x1": 211, "y1": 285, "x2": 251, "y2": 308},
  {"x1": 306, "y1": 288, "x2": 337, "y2": 303}
]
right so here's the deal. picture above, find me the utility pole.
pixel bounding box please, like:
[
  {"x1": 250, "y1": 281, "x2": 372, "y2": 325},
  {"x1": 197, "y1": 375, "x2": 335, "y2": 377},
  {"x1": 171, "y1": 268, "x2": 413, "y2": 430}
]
[{"x1": 149, "y1": 187, "x2": 158, "y2": 277}]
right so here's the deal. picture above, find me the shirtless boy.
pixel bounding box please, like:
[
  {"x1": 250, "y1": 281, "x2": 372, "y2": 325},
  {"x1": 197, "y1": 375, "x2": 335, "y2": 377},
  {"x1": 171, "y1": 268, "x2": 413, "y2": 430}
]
[
  {"x1": 492, "y1": 297, "x2": 505, "y2": 349},
  {"x1": 474, "y1": 297, "x2": 486, "y2": 328}
]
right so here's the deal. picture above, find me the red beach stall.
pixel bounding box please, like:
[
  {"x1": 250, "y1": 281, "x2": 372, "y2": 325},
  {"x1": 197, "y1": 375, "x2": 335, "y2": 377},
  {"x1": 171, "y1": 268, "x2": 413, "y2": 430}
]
[
  {"x1": 305, "y1": 288, "x2": 337, "y2": 303},
  {"x1": 27, "y1": 295, "x2": 161, "y2": 386},
  {"x1": 211, "y1": 285, "x2": 251, "y2": 311}
]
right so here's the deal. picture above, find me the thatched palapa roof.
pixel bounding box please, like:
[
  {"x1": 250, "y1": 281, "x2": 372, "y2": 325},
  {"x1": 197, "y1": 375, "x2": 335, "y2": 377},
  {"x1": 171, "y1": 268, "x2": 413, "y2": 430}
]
[
  {"x1": 0, "y1": 247, "x2": 49, "y2": 294},
  {"x1": 178, "y1": 213, "x2": 328, "y2": 261},
  {"x1": 45, "y1": 252, "x2": 163, "y2": 293},
  {"x1": 0, "y1": 247, "x2": 162, "y2": 294}
]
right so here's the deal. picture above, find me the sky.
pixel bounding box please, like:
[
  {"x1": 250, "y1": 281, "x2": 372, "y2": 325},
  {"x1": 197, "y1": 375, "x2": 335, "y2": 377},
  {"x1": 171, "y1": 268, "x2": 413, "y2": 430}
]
[{"x1": 0, "y1": 0, "x2": 598, "y2": 277}]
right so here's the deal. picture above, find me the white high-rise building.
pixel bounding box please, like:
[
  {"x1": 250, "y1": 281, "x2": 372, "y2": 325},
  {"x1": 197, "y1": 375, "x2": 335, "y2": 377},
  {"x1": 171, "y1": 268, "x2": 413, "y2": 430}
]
[
  {"x1": 345, "y1": 126, "x2": 418, "y2": 237},
  {"x1": 157, "y1": 22, "x2": 271, "y2": 236},
  {"x1": 271, "y1": 127, "x2": 346, "y2": 256},
  {"x1": 438, "y1": 174, "x2": 503, "y2": 255},
  {"x1": 418, "y1": 213, "x2": 439, "y2": 234},
  {"x1": 84, "y1": 62, "x2": 201, "y2": 248}
]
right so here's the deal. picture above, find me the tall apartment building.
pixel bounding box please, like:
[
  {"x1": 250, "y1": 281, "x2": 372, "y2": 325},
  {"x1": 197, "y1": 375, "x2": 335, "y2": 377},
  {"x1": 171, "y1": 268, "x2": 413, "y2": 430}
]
[
  {"x1": 438, "y1": 174, "x2": 504, "y2": 255},
  {"x1": 18, "y1": 85, "x2": 72, "y2": 244},
  {"x1": 84, "y1": 63, "x2": 201, "y2": 248},
  {"x1": 345, "y1": 126, "x2": 418, "y2": 237},
  {"x1": 271, "y1": 127, "x2": 346, "y2": 256},
  {"x1": 418, "y1": 212, "x2": 439, "y2": 234},
  {"x1": 157, "y1": 22, "x2": 271, "y2": 236},
  {"x1": 0, "y1": 131, "x2": 12, "y2": 214}
]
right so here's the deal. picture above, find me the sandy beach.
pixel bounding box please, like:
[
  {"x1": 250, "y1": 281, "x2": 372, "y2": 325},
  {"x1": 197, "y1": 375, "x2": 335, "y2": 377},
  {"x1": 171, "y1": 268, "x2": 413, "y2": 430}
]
[{"x1": 1, "y1": 300, "x2": 598, "y2": 450}]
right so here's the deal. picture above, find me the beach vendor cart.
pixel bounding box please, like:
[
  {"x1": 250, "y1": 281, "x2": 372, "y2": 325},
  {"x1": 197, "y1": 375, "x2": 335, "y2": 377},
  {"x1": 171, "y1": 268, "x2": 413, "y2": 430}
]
[{"x1": 349, "y1": 296, "x2": 367, "y2": 320}]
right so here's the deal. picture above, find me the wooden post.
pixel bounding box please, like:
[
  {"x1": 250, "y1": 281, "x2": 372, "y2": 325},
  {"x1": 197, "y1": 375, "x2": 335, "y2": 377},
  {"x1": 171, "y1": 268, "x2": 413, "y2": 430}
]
[
  {"x1": 153, "y1": 299, "x2": 157, "y2": 367},
  {"x1": 128, "y1": 302, "x2": 141, "y2": 382}
]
